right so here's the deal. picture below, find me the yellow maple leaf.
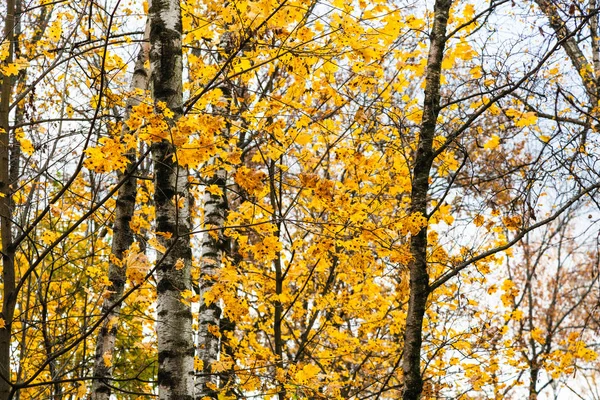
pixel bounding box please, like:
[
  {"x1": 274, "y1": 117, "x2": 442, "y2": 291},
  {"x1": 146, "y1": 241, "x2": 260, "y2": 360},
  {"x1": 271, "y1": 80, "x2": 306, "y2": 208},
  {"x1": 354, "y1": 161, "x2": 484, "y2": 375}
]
[
  {"x1": 455, "y1": 40, "x2": 476, "y2": 60},
  {"x1": 48, "y1": 23, "x2": 62, "y2": 42},
  {"x1": 180, "y1": 289, "x2": 196, "y2": 305},
  {"x1": 148, "y1": 237, "x2": 166, "y2": 253},
  {"x1": 206, "y1": 184, "x2": 223, "y2": 196},
  {"x1": 103, "y1": 352, "x2": 112, "y2": 367},
  {"x1": 0, "y1": 318, "x2": 5, "y2": 329},
  {"x1": 515, "y1": 111, "x2": 538, "y2": 127},
  {"x1": 531, "y1": 327, "x2": 545, "y2": 345},
  {"x1": 218, "y1": 392, "x2": 235, "y2": 400},
  {"x1": 295, "y1": 133, "x2": 312, "y2": 146},
  {"x1": 41, "y1": 231, "x2": 59, "y2": 245},
  {"x1": 155, "y1": 231, "x2": 173, "y2": 239},
  {"x1": 512, "y1": 309, "x2": 524, "y2": 321},
  {"x1": 2, "y1": 63, "x2": 19, "y2": 76},
  {"x1": 233, "y1": 58, "x2": 252, "y2": 74},
  {"x1": 17, "y1": 136, "x2": 34, "y2": 156},
  {"x1": 294, "y1": 363, "x2": 320, "y2": 384},
  {"x1": 483, "y1": 134, "x2": 500, "y2": 150},
  {"x1": 469, "y1": 66, "x2": 483, "y2": 79}
]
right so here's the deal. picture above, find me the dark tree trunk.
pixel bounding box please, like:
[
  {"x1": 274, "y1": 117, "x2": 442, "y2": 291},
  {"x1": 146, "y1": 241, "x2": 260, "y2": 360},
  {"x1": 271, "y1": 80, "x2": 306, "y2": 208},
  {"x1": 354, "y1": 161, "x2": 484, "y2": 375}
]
[
  {"x1": 402, "y1": 1, "x2": 452, "y2": 399},
  {"x1": 0, "y1": 0, "x2": 18, "y2": 398}
]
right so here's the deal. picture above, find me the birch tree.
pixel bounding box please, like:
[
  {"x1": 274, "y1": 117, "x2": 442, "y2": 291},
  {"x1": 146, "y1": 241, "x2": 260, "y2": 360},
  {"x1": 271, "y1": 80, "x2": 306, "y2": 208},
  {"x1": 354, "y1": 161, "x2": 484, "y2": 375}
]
[
  {"x1": 194, "y1": 35, "x2": 233, "y2": 400},
  {"x1": 90, "y1": 26, "x2": 151, "y2": 400},
  {"x1": 149, "y1": 0, "x2": 194, "y2": 397}
]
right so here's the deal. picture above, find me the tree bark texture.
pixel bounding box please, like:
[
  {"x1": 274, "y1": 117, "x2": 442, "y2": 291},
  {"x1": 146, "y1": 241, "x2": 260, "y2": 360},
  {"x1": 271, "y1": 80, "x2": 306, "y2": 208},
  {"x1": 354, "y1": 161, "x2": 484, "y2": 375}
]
[
  {"x1": 195, "y1": 165, "x2": 228, "y2": 399},
  {"x1": 0, "y1": 0, "x2": 17, "y2": 398},
  {"x1": 195, "y1": 31, "x2": 238, "y2": 399},
  {"x1": 90, "y1": 30, "x2": 151, "y2": 400},
  {"x1": 149, "y1": 0, "x2": 194, "y2": 398},
  {"x1": 402, "y1": 1, "x2": 451, "y2": 399}
]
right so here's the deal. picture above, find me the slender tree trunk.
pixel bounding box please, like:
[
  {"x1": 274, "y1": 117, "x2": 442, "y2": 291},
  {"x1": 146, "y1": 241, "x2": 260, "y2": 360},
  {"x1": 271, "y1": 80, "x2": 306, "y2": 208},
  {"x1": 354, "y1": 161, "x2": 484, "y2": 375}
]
[
  {"x1": 195, "y1": 164, "x2": 228, "y2": 398},
  {"x1": 90, "y1": 28, "x2": 151, "y2": 399},
  {"x1": 195, "y1": 82, "x2": 232, "y2": 399},
  {"x1": 195, "y1": 32, "x2": 237, "y2": 398},
  {"x1": 149, "y1": 0, "x2": 194, "y2": 398},
  {"x1": 268, "y1": 159, "x2": 285, "y2": 400},
  {"x1": 402, "y1": 1, "x2": 451, "y2": 399},
  {"x1": 529, "y1": 365, "x2": 539, "y2": 400},
  {"x1": 0, "y1": 0, "x2": 18, "y2": 398}
]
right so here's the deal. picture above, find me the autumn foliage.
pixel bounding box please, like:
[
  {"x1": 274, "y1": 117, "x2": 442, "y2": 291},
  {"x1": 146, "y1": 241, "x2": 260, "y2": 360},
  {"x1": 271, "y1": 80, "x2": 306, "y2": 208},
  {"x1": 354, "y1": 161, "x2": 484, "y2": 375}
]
[{"x1": 1, "y1": 0, "x2": 600, "y2": 399}]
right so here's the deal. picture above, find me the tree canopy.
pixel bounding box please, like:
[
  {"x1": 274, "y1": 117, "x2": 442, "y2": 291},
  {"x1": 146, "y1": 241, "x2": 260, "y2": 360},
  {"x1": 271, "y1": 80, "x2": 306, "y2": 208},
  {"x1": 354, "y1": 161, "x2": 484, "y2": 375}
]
[{"x1": 1, "y1": 0, "x2": 600, "y2": 399}]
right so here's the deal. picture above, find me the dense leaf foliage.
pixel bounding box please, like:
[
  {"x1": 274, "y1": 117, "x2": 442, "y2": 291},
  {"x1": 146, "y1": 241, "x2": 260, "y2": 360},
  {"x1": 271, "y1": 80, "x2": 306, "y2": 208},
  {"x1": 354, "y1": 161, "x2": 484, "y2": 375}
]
[{"x1": 1, "y1": 0, "x2": 600, "y2": 399}]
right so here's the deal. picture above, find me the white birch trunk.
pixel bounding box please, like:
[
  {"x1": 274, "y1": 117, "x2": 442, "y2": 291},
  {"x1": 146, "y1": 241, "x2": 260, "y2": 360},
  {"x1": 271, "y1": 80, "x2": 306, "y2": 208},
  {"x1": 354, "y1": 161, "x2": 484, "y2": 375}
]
[
  {"x1": 194, "y1": 28, "x2": 239, "y2": 398},
  {"x1": 196, "y1": 166, "x2": 228, "y2": 398},
  {"x1": 90, "y1": 29, "x2": 150, "y2": 398},
  {"x1": 150, "y1": 0, "x2": 194, "y2": 398}
]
